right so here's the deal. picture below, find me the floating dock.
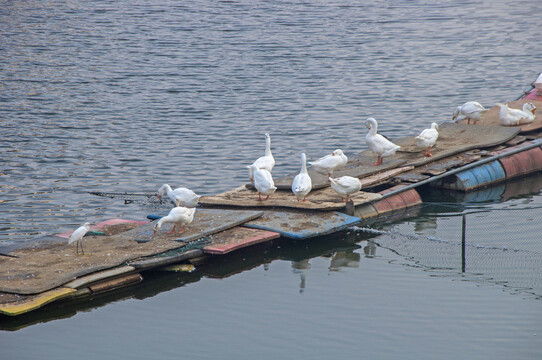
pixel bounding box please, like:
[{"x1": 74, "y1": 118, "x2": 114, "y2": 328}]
[{"x1": 2, "y1": 85, "x2": 542, "y2": 319}]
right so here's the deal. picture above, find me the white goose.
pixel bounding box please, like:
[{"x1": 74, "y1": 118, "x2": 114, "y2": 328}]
[
  {"x1": 248, "y1": 133, "x2": 275, "y2": 183},
  {"x1": 497, "y1": 102, "x2": 536, "y2": 126},
  {"x1": 365, "y1": 118, "x2": 401, "y2": 166},
  {"x1": 308, "y1": 149, "x2": 348, "y2": 177},
  {"x1": 248, "y1": 164, "x2": 277, "y2": 201},
  {"x1": 68, "y1": 222, "x2": 91, "y2": 255},
  {"x1": 291, "y1": 153, "x2": 312, "y2": 202},
  {"x1": 153, "y1": 206, "x2": 196, "y2": 236},
  {"x1": 157, "y1": 184, "x2": 200, "y2": 208},
  {"x1": 329, "y1": 176, "x2": 362, "y2": 202},
  {"x1": 452, "y1": 101, "x2": 488, "y2": 124},
  {"x1": 415, "y1": 122, "x2": 439, "y2": 157}
]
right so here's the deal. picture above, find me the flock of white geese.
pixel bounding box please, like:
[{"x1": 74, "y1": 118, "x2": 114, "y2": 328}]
[{"x1": 70, "y1": 101, "x2": 537, "y2": 253}]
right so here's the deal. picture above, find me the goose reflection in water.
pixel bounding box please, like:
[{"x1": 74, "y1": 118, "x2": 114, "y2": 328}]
[{"x1": 291, "y1": 259, "x2": 311, "y2": 294}]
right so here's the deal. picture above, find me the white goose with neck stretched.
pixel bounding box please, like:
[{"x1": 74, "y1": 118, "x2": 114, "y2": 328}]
[
  {"x1": 248, "y1": 133, "x2": 275, "y2": 182},
  {"x1": 291, "y1": 153, "x2": 312, "y2": 201}
]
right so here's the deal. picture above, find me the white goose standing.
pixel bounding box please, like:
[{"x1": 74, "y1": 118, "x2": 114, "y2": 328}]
[
  {"x1": 329, "y1": 176, "x2": 362, "y2": 202},
  {"x1": 157, "y1": 184, "x2": 200, "y2": 208},
  {"x1": 291, "y1": 153, "x2": 312, "y2": 201},
  {"x1": 365, "y1": 118, "x2": 401, "y2": 166},
  {"x1": 308, "y1": 149, "x2": 348, "y2": 178},
  {"x1": 153, "y1": 206, "x2": 196, "y2": 236},
  {"x1": 415, "y1": 122, "x2": 439, "y2": 157},
  {"x1": 248, "y1": 164, "x2": 277, "y2": 201},
  {"x1": 452, "y1": 101, "x2": 488, "y2": 124},
  {"x1": 497, "y1": 102, "x2": 536, "y2": 126},
  {"x1": 248, "y1": 133, "x2": 275, "y2": 183}
]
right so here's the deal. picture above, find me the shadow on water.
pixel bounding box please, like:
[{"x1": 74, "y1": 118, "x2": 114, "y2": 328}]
[{"x1": 2, "y1": 172, "x2": 542, "y2": 330}]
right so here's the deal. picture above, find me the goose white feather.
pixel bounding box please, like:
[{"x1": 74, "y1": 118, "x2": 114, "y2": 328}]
[
  {"x1": 291, "y1": 153, "x2": 312, "y2": 201},
  {"x1": 248, "y1": 133, "x2": 275, "y2": 182},
  {"x1": 329, "y1": 176, "x2": 362, "y2": 202},
  {"x1": 415, "y1": 122, "x2": 439, "y2": 157},
  {"x1": 497, "y1": 102, "x2": 536, "y2": 126},
  {"x1": 452, "y1": 101, "x2": 488, "y2": 124},
  {"x1": 248, "y1": 164, "x2": 277, "y2": 200},
  {"x1": 153, "y1": 206, "x2": 196, "y2": 235},
  {"x1": 365, "y1": 118, "x2": 401, "y2": 166},
  {"x1": 157, "y1": 184, "x2": 200, "y2": 208},
  {"x1": 68, "y1": 222, "x2": 91, "y2": 255},
  {"x1": 308, "y1": 149, "x2": 347, "y2": 177}
]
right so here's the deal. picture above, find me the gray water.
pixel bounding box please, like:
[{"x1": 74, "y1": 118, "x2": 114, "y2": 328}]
[{"x1": 1, "y1": 0, "x2": 542, "y2": 358}]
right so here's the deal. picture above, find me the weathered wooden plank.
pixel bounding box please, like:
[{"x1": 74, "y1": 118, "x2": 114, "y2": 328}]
[
  {"x1": 395, "y1": 173, "x2": 430, "y2": 183},
  {"x1": 395, "y1": 123, "x2": 520, "y2": 167},
  {"x1": 64, "y1": 266, "x2": 136, "y2": 289},
  {"x1": 244, "y1": 211, "x2": 361, "y2": 239},
  {"x1": 199, "y1": 185, "x2": 381, "y2": 211},
  {"x1": 273, "y1": 157, "x2": 407, "y2": 190},
  {"x1": 89, "y1": 273, "x2": 143, "y2": 294},
  {"x1": 129, "y1": 249, "x2": 204, "y2": 270},
  {"x1": 273, "y1": 123, "x2": 518, "y2": 190},
  {"x1": 204, "y1": 227, "x2": 280, "y2": 255}
]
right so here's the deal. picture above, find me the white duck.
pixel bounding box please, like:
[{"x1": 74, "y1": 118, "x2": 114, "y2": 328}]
[
  {"x1": 365, "y1": 118, "x2": 401, "y2": 166},
  {"x1": 497, "y1": 103, "x2": 536, "y2": 126},
  {"x1": 157, "y1": 184, "x2": 200, "y2": 208},
  {"x1": 452, "y1": 101, "x2": 488, "y2": 124},
  {"x1": 308, "y1": 149, "x2": 348, "y2": 177},
  {"x1": 248, "y1": 164, "x2": 277, "y2": 201},
  {"x1": 248, "y1": 133, "x2": 275, "y2": 183},
  {"x1": 153, "y1": 206, "x2": 196, "y2": 236},
  {"x1": 291, "y1": 153, "x2": 312, "y2": 202},
  {"x1": 415, "y1": 122, "x2": 439, "y2": 157},
  {"x1": 68, "y1": 222, "x2": 91, "y2": 255},
  {"x1": 329, "y1": 176, "x2": 362, "y2": 202}
]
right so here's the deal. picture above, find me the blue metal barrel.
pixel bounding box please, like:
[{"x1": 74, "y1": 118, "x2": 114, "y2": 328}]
[{"x1": 432, "y1": 160, "x2": 506, "y2": 192}]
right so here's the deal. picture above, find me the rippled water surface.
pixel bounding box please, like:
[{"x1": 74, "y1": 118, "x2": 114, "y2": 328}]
[{"x1": 1, "y1": 0, "x2": 542, "y2": 358}]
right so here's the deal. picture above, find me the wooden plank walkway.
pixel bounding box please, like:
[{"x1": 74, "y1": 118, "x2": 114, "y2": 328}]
[
  {"x1": 0, "y1": 209, "x2": 263, "y2": 295},
  {"x1": 272, "y1": 123, "x2": 519, "y2": 190},
  {"x1": 200, "y1": 186, "x2": 382, "y2": 211}
]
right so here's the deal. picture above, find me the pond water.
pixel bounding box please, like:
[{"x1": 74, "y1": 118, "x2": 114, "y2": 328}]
[{"x1": 1, "y1": 0, "x2": 542, "y2": 358}]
